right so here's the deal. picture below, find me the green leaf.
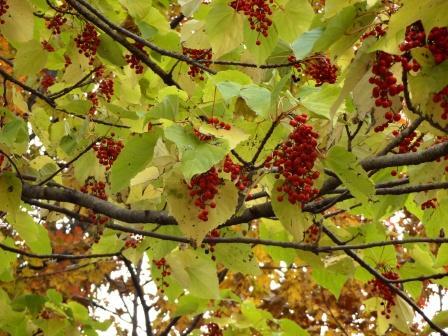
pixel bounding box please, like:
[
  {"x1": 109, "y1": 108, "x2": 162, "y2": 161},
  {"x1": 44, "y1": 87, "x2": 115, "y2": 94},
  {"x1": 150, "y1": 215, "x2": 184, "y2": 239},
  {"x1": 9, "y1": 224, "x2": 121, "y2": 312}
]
[
  {"x1": 240, "y1": 85, "x2": 272, "y2": 118},
  {"x1": 271, "y1": 179, "x2": 312, "y2": 241},
  {"x1": 110, "y1": 130, "x2": 161, "y2": 193},
  {"x1": 0, "y1": 173, "x2": 21, "y2": 216},
  {"x1": 259, "y1": 219, "x2": 296, "y2": 264},
  {"x1": 312, "y1": 265, "x2": 348, "y2": 299},
  {"x1": 313, "y1": 5, "x2": 357, "y2": 52},
  {"x1": 435, "y1": 243, "x2": 448, "y2": 267},
  {"x1": 166, "y1": 249, "x2": 219, "y2": 299},
  {"x1": 423, "y1": 311, "x2": 448, "y2": 335},
  {"x1": 205, "y1": 0, "x2": 244, "y2": 58},
  {"x1": 325, "y1": 146, "x2": 375, "y2": 204},
  {"x1": 291, "y1": 28, "x2": 324, "y2": 60},
  {"x1": 362, "y1": 223, "x2": 397, "y2": 267},
  {"x1": 214, "y1": 231, "x2": 260, "y2": 275},
  {"x1": 91, "y1": 229, "x2": 125, "y2": 254},
  {"x1": 166, "y1": 174, "x2": 238, "y2": 242},
  {"x1": 174, "y1": 295, "x2": 209, "y2": 317},
  {"x1": 279, "y1": 319, "x2": 309, "y2": 336},
  {"x1": 14, "y1": 40, "x2": 48, "y2": 77},
  {"x1": 119, "y1": 0, "x2": 152, "y2": 20},
  {"x1": 0, "y1": 0, "x2": 34, "y2": 44},
  {"x1": 298, "y1": 84, "x2": 341, "y2": 119},
  {"x1": 97, "y1": 34, "x2": 126, "y2": 66},
  {"x1": 7, "y1": 211, "x2": 52, "y2": 255},
  {"x1": 164, "y1": 124, "x2": 228, "y2": 181},
  {"x1": 272, "y1": 0, "x2": 314, "y2": 43}
]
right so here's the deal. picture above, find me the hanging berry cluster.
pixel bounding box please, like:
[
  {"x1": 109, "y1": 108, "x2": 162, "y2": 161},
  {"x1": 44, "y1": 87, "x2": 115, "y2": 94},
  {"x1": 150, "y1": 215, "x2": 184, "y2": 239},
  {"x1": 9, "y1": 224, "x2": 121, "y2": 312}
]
[
  {"x1": 182, "y1": 47, "x2": 212, "y2": 80},
  {"x1": 203, "y1": 116, "x2": 232, "y2": 130},
  {"x1": 361, "y1": 24, "x2": 386, "y2": 41},
  {"x1": 46, "y1": 13, "x2": 67, "y2": 35},
  {"x1": 229, "y1": 0, "x2": 273, "y2": 45},
  {"x1": 264, "y1": 114, "x2": 320, "y2": 205},
  {"x1": 80, "y1": 179, "x2": 109, "y2": 225},
  {"x1": 88, "y1": 92, "x2": 98, "y2": 115},
  {"x1": 41, "y1": 73, "x2": 55, "y2": 90},
  {"x1": 303, "y1": 223, "x2": 320, "y2": 243},
  {"x1": 187, "y1": 167, "x2": 222, "y2": 221},
  {"x1": 367, "y1": 271, "x2": 400, "y2": 319},
  {"x1": 98, "y1": 78, "x2": 114, "y2": 102},
  {"x1": 399, "y1": 21, "x2": 426, "y2": 52},
  {"x1": 41, "y1": 40, "x2": 55, "y2": 52},
  {"x1": 201, "y1": 229, "x2": 220, "y2": 261},
  {"x1": 203, "y1": 322, "x2": 223, "y2": 336},
  {"x1": 75, "y1": 23, "x2": 100, "y2": 65},
  {"x1": 125, "y1": 234, "x2": 142, "y2": 248},
  {"x1": 288, "y1": 55, "x2": 338, "y2": 86},
  {"x1": 0, "y1": 0, "x2": 9, "y2": 24},
  {"x1": 93, "y1": 135, "x2": 124, "y2": 170},
  {"x1": 421, "y1": 198, "x2": 437, "y2": 210},
  {"x1": 391, "y1": 130, "x2": 422, "y2": 153},
  {"x1": 223, "y1": 155, "x2": 250, "y2": 191},
  {"x1": 125, "y1": 43, "x2": 146, "y2": 74},
  {"x1": 433, "y1": 85, "x2": 448, "y2": 120},
  {"x1": 428, "y1": 27, "x2": 448, "y2": 64},
  {"x1": 153, "y1": 258, "x2": 171, "y2": 294}
]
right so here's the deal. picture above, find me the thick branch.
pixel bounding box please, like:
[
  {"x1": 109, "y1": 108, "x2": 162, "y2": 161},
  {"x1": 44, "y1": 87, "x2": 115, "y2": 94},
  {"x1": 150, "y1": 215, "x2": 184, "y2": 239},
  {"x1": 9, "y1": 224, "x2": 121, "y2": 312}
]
[{"x1": 66, "y1": 0, "x2": 180, "y2": 88}]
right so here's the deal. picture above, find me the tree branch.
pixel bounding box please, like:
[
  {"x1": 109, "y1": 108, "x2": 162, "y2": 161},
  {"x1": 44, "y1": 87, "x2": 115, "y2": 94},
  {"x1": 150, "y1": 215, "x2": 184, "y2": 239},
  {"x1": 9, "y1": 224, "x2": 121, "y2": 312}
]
[
  {"x1": 321, "y1": 225, "x2": 448, "y2": 335},
  {"x1": 122, "y1": 256, "x2": 154, "y2": 336}
]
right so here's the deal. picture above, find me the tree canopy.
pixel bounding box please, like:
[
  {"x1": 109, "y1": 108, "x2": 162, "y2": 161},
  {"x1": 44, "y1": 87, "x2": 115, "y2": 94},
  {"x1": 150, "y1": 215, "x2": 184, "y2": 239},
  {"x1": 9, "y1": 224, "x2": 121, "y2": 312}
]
[{"x1": 0, "y1": 0, "x2": 448, "y2": 335}]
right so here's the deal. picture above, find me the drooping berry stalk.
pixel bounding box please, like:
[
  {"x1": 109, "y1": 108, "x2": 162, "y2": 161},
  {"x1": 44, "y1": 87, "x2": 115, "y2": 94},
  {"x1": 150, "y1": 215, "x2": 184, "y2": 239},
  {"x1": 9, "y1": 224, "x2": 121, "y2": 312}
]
[
  {"x1": 265, "y1": 114, "x2": 320, "y2": 206},
  {"x1": 367, "y1": 271, "x2": 400, "y2": 319},
  {"x1": 288, "y1": 54, "x2": 338, "y2": 86},
  {"x1": 93, "y1": 135, "x2": 124, "y2": 170},
  {"x1": 153, "y1": 258, "x2": 171, "y2": 294},
  {"x1": 187, "y1": 167, "x2": 222, "y2": 221},
  {"x1": 182, "y1": 47, "x2": 212, "y2": 80},
  {"x1": 229, "y1": 0, "x2": 274, "y2": 45},
  {"x1": 125, "y1": 43, "x2": 146, "y2": 74},
  {"x1": 0, "y1": 0, "x2": 9, "y2": 24},
  {"x1": 75, "y1": 23, "x2": 100, "y2": 65}
]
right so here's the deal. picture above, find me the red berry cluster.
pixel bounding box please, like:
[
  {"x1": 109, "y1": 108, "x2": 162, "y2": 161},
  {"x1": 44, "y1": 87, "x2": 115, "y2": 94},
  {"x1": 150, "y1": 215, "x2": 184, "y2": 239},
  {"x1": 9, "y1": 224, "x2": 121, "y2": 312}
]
[
  {"x1": 223, "y1": 155, "x2": 250, "y2": 191},
  {"x1": 421, "y1": 198, "x2": 437, "y2": 210},
  {"x1": 153, "y1": 258, "x2": 171, "y2": 294},
  {"x1": 391, "y1": 130, "x2": 422, "y2": 153},
  {"x1": 0, "y1": 0, "x2": 9, "y2": 24},
  {"x1": 288, "y1": 55, "x2": 338, "y2": 86},
  {"x1": 80, "y1": 179, "x2": 109, "y2": 224},
  {"x1": 187, "y1": 167, "x2": 222, "y2": 221},
  {"x1": 182, "y1": 47, "x2": 212, "y2": 80},
  {"x1": 0, "y1": 153, "x2": 4, "y2": 168},
  {"x1": 367, "y1": 271, "x2": 400, "y2": 319},
  {"x1": 428, "y1": 27, "x2": 448, "y2": 64},
  {"x1": 204, "y1": 116, "x2": 232, "y2": 130},
  {"x1": 303, "y1": 224, "x2": 320, "y2": 243},
  {"x1": 41, "y1": 40, "x2": 55, "y2": 52},
  {"x1": 201, "y1": 229, "x2": 220, "y2": 261},
  {"x1": 125, "y1": 234, "x2": 142, "y2": 248},
  {"x1": 361, "y1": 24, "x2": 386, "y2": 41},
  {"x1": 193, "y1": 128, "x2": 214, "y2": 141},
  {"x1": 203, "y1": 322, "x2": 223, "y2": 336},
  {"x1": 99, "y1": 78, "x2": 114, "y2": 102},
  {"x1": 125, "y1": 43, "x2": 146, "y2": 74},
  {"x1": 41, "y1": 73, "x2": 55, "y2": 90},
  {"x1": 264, "y1": 114, "x2": 320, "y2": 205},
  {"x1": 75, "y1": 23, "x2": 100, "y2": 65},
  {"x1": 93, "y1": 135, "x2": 124, "y2": 170},
  {"x1": 46, "y1": 13, "x2": 67, "y2": 35},
  {"x1": 80, "y1": 180, "x2": 107, "y2": 200},
  {"x1": 64, "y1": 55, "x2": 72, "y2": 68},
  {"x1": 229, "y1": 0, "x2": 273, "y2": 45},
  {"x1": 88, "y1": 92, "x2": 98, "y2": 115},
  {"x1": 399, "y1": 21, "x2": 426, "y2": 52},
  {"x1": 433, "y1": 85, "x2": 448, "y2": 120}
]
